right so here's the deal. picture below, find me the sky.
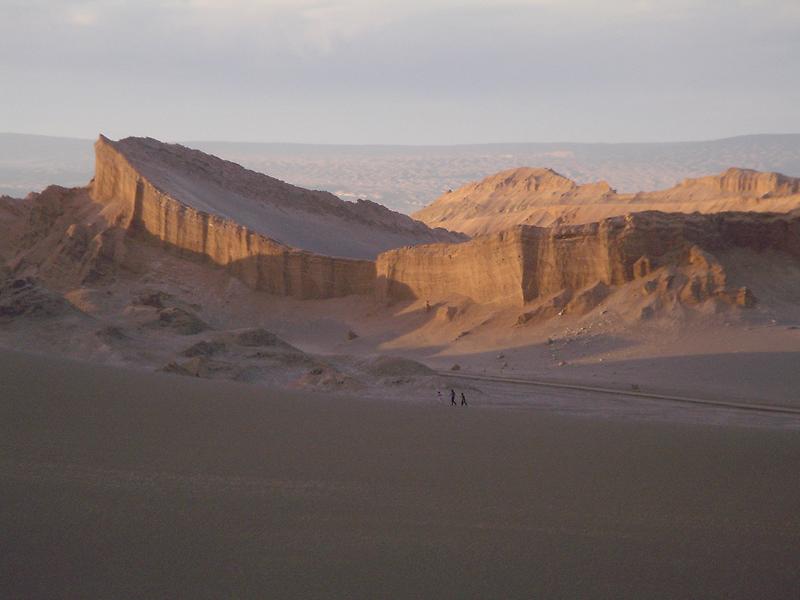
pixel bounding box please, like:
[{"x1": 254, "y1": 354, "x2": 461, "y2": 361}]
[{"x1": 1, "y1": 0, "x2": 799, "y2": 144}]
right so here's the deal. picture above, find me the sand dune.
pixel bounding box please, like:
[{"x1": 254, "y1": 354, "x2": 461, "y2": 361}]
[
  {"x1": 2, "y1": 133, "x2": 800, "y2": 598},
  {"x1": 1, "y1": 348, "x2": 799, "y2": 599}
]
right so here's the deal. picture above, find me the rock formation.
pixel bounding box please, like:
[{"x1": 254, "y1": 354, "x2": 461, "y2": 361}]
[
  {"x1": 3, "y1": 136, "x2": 800, "y2": 322},
  {"x1": 82, "y1": 135, "x2": 466, "y2": 299},
  {"x1": 93, "y1": 135, "x2": 464, "y2": 259},
  {"x1": 2, "y1": 136, "x2": 468, "y2": 300},
  {"x1": 377, "y1": 229, "x2": 527, "y2": 304},
  {"x1": 377, "y1": 209, "x2": 800, "y2": 312},
  {"x1": 414, "y1": 167, "x2": 800, "y2": 236},
  {"x1": 2, "y1": 136, "x2": 800, "y2": 399}
]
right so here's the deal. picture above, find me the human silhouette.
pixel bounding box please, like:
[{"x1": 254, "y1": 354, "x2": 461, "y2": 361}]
[
  {"x1": 437, "y1": 390, "x2": 443, "y2": 403},
  {"x1": 461, "y1": 392, "x2": 468, "y2": 406},
  {"x1": 450, "y1": 389, "x2": 457, "y2": 406}
]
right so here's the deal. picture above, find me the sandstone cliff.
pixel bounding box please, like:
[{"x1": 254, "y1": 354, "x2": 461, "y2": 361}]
[
  {"x1": 377, "y1": 230, "x2": 525, "y2": 304},
  {"x1": 670, "y1": 168, "x2": 800, "y2": 198},
  {"x1": 377, "y1": 210, "x2": 800, "y2": 313},
  {"x1": 414, "y1": 167, "x2": 800, "y2": 236},
  {"x1": 79, "y1": 136, "x2": 384, "y2": 299},
  {"x1": 95, "y1": 136, "x2": 464, "y2": 259},
  {"x1": 5, "y1": 137, "x2": 800, "y2": 316},
  {"x1": 0, "y1": 196, "x2": 25, "y2": 265}
]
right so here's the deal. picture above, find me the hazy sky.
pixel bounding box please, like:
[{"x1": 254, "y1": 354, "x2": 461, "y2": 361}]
[{"x1": 2, "y1": 0, "x2": 799, "y2": 144}]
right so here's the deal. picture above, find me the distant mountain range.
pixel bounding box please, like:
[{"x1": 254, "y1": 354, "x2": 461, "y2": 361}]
[{"x1": 2, "y1": 133, "x2": 800, "y2": 214}]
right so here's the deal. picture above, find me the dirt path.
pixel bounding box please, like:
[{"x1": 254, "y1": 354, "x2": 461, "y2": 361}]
[{"x1": 442, "y1": 370, "x2": 800, "y2": 416}]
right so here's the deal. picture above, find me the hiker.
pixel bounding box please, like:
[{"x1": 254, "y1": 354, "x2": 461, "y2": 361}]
[
  {"x1": 461, "y1": 392, "x2": 468, "y2": 406},
  {"x1": 450, "y1": 389, "x2": 457, "y2": 406}
]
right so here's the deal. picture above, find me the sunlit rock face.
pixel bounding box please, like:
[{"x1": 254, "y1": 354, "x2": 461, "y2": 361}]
[
  {"x1": 93, "y1": 135, "x2": 464, "y2": 257},
  {"x1": 5, "y1": 135, "x2": 800, "y2": 314},
  {"x1": 414, "y1": 166, "x2": 800, "y2": 236},
  {"x1": 90, "y1": 136, "x2": 381, "y2": 298},
  {"x1": 377, "y1": 209, "x2": 800, "y2": 311}
]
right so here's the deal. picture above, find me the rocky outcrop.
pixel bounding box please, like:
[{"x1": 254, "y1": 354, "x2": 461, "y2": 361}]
[
  {"x1": 93, "y1": 135, "x2": 463, "y2": 259},
  {"x1": 673, "y1": 168, "x2": 800, "y2": 197},
  {"x1": 90, "y1": 136, "x2": 377, "y2": 298},
  {"x1": 0, "y1": 276, "x2": 82, "y2": 322},
  {"x1": 0, "y1": 196, "x2": 26, "y2": 259},
  {"x1": 377, "y1": 210, "x2": 800, "y2": 310},
  {"x1": 6, "y1": 185, "x2": 128, "y2": 287},
  {"x1": 5, "y1": 136, "x2": 800, "y2": 315},
  {"x1": 414, "y1": 166, "x2": 800, "y2": 236},
  {"x1": 376, "y1": 230, "x2": 525, "y2": 304},
  {"x1": 4, "y1": 136, "x2": 463, "y2": 300}
]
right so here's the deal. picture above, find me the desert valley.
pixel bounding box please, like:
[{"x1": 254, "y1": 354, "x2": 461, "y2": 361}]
[
  {"x1": 1, "y1": 135, "x2": 799, "y2": 413},
  {"x1": 2, "y1": 134, "x2": 800, "y2": 598},
  {"x1": 5, "y1": 0, "x2": 800, "y2": 596}
]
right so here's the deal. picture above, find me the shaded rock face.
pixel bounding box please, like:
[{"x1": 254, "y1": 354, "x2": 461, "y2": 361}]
[
  {"x1": 233, "y1": 328, "x2": 294, "y2": 349},
  {"x1": 181, "y1": 340, "x2": 226, "y2": 357},
  {"x1": 414, "y1": 166, "x2": 800, "y2": 236},
  {"x1": 516, "y1": 283, "x2": 609, "y2": 325},
  {"x1": 133, "y1": 291, "x2": 173, "y2": 309},
  {"x1": 162, "y1": 356, "x2": 236, "y2": 379},
  {"x1": 358, "y1": 355, "x2": 434, "y2": 378},
  {"x1": 377, "y1": 210, "x2": 800, "y2": 310},
  {"x1": 0, "y1": 277, "x2": 80, "y2": 321},
  {"x1": 90, "y1": 136, "x2": 378, "y2": 299},
  {"x1": 735, "y1": 287, "x2": 757, "y2": 308},
  {"x1": 152, "y1": 307, "x2": 209, "y2": 335},
  {"x1": 5, "y1": 185, "x2": 128, "y2": 288},
  {"x1": 164, "y1": 330, "x2": 361, "y2": 390},
  {"x1": 1, "y1": 198, "x2": 29, "y2": 268},
  {"x1": 96, "y1": 325, "x2": 128, "y2": 344}
]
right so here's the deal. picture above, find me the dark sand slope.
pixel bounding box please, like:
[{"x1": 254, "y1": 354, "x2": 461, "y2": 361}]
[{"x1": 1, "y1": 350, "x2": 799, "y2": 599}]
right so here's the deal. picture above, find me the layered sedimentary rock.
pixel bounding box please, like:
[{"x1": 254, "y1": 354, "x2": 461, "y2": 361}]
[
  {"x1": 376, "y1": 230, "x2": 526, "y2": 304},
  {"x1": 88, "y1": 137, "x2": 380, "y2": 298},
  {"x1": 84, "y1": 135, "x2": 471, "y2": 299},
  {"x1": 94, "y1": 135, "x2": 463, "y2": 259},
  {"x1": 6, "y1": 184, "x2": 368, "y2": 299},
  {"x1": 0, "y1": 196, "x2": 25, "y2": 265},
  {"x1": 5, "y1": 135, "x2": 800, "y2": 313},
  {"x1": 669, "y1": 168, "x2": 800, "y2": 197},
  {"x1": 377, "y1": 210, "x2": 800, "y2": 308},
  {"x1": 414, "y1": 167, "x2": 800, "y2": 236}
]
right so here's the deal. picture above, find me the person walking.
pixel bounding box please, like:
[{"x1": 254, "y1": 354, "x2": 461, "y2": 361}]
[
  {"x1": 437, "y1": 390, "x2": 443, "y2": 403},
  {"x1": 460, "y1": 392, "x2": 468, "y2": 406},
  {"x1": 450, "y1": 389, "x2": 457, "y2": 406}
]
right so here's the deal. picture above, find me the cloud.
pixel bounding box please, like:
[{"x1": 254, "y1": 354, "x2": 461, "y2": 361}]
[{"x1": 0, "y1": 0, "x2": 798, "y2": 142}]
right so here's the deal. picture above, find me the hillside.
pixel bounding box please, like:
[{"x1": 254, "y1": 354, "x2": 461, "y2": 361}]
[
  {"x1": 1, "y1": 135, "x2": 464, "y2": 302},
  {"x1": 413, "y1": 167, "x2": 800, "y2": 235},
  {"x1": 96, "y1": 136, "x2": 463, "y2": 259}
]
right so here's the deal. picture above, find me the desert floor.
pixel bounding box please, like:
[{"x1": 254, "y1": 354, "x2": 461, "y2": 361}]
[{"x1": 2, "y1": 348, "x2": 799, "y2": 599}]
